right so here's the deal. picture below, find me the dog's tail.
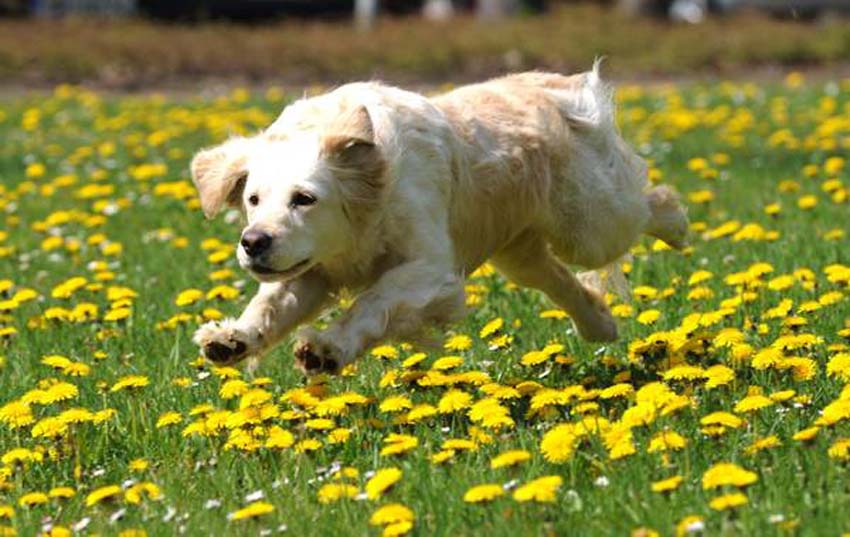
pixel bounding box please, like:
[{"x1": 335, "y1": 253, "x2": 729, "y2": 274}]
[
  {"x1": 557, "y1": 60, "x2": 614, "y2": 133},
  {"x1": 547, "y1": 61, "x2": 649, "y2": 187}
]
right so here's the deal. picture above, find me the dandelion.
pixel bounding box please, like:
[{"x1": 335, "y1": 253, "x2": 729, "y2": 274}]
[
  {"x1": 380, "y1": 434, "x2": 418, "y2": 456},
  {"x1": 647, "y1": 431, "x2": 687, "y2": 453},
  {"x1": 651, "y1": 475, "x2": 683, "y2": 493},
  {"x1": 431, "y1": 356, "x2": 463, "y2": 370},
  {"x1": 490, "y1": 450, "x2": 531, "y2": 469},
  {"x1": 709, "y1": 492, "x2": 748, "y2": 511},
  {"x1": 702, "y1": 463, "x2": 757, "y2": 490},
  {"x1": 371, "y1": 345, "x2": 399, "y2": 360},
  {"x1": 227, "y1": 501, "x2": 274, "y2": 520},
  {"x1": 463, "y1": 484, "x2": 504, "y2": 503},
  {"x1": 479, "y1": 318, "x2": 503, "y2": 338},
  {"x1": 540, "y1": 424, "x2": 579, "y2": 463},
  {"x1": 128, "y1": 459, "x2": 149, "y2": 472},
  {"x1": 175, "y1": 289, "x2": 203, "y2": 307},
  {"x1": 370, "y1": 503, "x2": 414, "y2": 526},
  {"x1": 317, "y1": 484, "x2": 358, "y2": 504},
  {"x1": 17, "y1": 492, "x2": 49, "y2": 507},
  {"x1": 380, "y1": 396, "x2": 413, "y2": 413},
  {"x1": 85, "y1": 485, "x2": 122, "y2": 507},
  {"x1": 512, "y1": 475, "x2": 562, "y2": 503},
  {"x1": 734, "y1": 394, "x2": 774, "y2": 413},
  {"x1": 110, "y1": 375, "x2": 149, "y2": 392},
  {"x1": 156, "y1": 412, "x2": 182, "y2": 428},
  {"x1": 744, "y1": 436, "x2": 781, "y2": 455},
  {"x1": 365, "y1": 468, "x2": 403, "y2": 500},
  {"x1": 444, "y1": 334, "x2": 472, "y2": 351}
]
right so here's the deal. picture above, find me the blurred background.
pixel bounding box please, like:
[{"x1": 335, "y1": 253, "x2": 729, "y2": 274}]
[{"x1": 1, "y1": 0, "x2": 850, "y2": 90}]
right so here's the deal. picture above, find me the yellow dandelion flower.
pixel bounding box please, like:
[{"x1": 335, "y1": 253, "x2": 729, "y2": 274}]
[
  {"x1": 512, "y1": 475, "x2": 562, "y2": 503},
  {"x1": 110, "y1": 375, "x2": 149, "y2": 392},
  {"x1": 369, "y1": 503, "x2": 414, "y2": 526},
  {"x1": 490, "y1": 450, "x2": 531, "y2": 469},
  {"x1": 479, "y1": 317, "x2": 504, "y2": 338},
  {"x1": 651, "y1": 475, "x2": 683, "y2": 493},
  {"x1": 463, "y1": 484, "x2": 504, "y2": 503},
  {"x1": 828, "y1": 438, "x2": 850, "y2": 460},
  {"x1": 366, "y1": 468, "x2": 403, "y2": 500},
  {"x1": 227, "y1": 501, "x2": 275, "y2": 520},
  {"x1": 792, "y1": 427, "x2": 820, "y2": 442},
  {"x1": 700, "y1": 411, "x2": 743, "y2": 429},
  {"x1": 430, "y1": 450, "x2": 456, "y2": 464},
  {"x1": 540, "y1": 424, "x2": 579, "y2": 463},
  {"x1": 444, "y1": 334, "x2": 472, "y2": 351},
  {"x1": 129, "y1": 459, "x2": 149, "y2": 472},
  {"x1": 380, "y1": 434, "x2": 418, "y2": 457},
  {"x1": 734, "y1": 394, "x2": 774, "y2": 413},
  {"x1": 709, "y1": 492, "x2": 748, "y2": 511},
  {"x1": 265, "y1": 426, "x2": 295, "y2": 449},
  {"x1": 174, "y1": 289, "x2": 203, "y2": 307},
  {"x1": 317, "y1": 484, "x2": 358, "y2": 504},
  {"x1": 124, "y1": 482, "x2": 162, "y2": 504},
  {"x1": 371, "y1": 345, "x2": 399, "y2": 360},
  {"x1": 85, "y1": 485, "x2": 122, "y2": 507},
  {"x1": 18, "y1": 492, "x2": 49, "y2": 508},
  {"x1": 294, "y1": 438, "x2": 322, "y2": 453},
  {"x1": 702, "y1": 463, "x2": 757, "y2": 490},
  {"x1": 155, "y1": 412, "x2": 182, "y2": 428},
  {"x1": 379, "y1": 396, "x2": 413, "y2": 413},
  {"x1": 647, "y1": 431, "x2": 687, "y2": 453},
  {"x1": 744, "y1": 435, "x2": 781, "y2": 456},
  {"x1": 431, "y1": 356, "x2": 463, "y2": 370},
  {"x1": 48, "y1": 487, "x2": 75, "y2": 499},
  {"x1": 637, "y1": 310, "x2": 661, "y2": 325}
]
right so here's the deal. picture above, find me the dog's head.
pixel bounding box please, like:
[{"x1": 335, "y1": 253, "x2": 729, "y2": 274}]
[{"x1": 190, "y1": 105, "x2": 386, "y2": 282}]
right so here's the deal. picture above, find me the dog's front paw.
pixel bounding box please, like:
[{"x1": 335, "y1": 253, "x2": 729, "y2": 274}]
[
  {"x1": 293, "y1": 329, "x2": 343, "y2": 376},
  {"x1": 193, "y1": 319, "x2": 255, "y2": 365}
]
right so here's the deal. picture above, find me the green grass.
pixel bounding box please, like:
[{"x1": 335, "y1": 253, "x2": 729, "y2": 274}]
[
  {"x1": 3, "y1": 5, "x2": 850, "y2": 88},
  {"x1": 0, "y1": 75, "x2": 849, "y2": 536}
]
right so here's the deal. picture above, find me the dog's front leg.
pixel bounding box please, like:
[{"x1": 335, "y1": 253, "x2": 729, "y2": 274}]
[
  {"x1": 294, "y1": 260, "x2": 465, "y2": 374},
  {"x1": 194, "y1": 270, "x2": 332, "y2": 365}
]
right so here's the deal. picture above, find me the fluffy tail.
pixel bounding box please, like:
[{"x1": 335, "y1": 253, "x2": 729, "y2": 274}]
[
  {"x1": 555, "y1": 60, "x2": 615, "y2": 136},
  {"x1": 645, "y1": 185, "x2": 689, "y2": 249}
]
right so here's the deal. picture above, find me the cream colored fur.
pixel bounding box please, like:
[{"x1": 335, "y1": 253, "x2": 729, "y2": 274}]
[{"x1": 190, "y1": 66, "x2": 689, "y2": 374}]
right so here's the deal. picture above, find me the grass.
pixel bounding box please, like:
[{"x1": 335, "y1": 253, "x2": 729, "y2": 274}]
[
  {"x1": 3, "y1": 5, "x2": 850, "y2": 88},
  {"x1": 0, "y1": 73, "x2": 849, "y2": 536}
]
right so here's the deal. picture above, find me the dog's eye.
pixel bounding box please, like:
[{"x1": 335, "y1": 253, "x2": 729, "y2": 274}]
[
  {"x1": 248, "y1": 194, "x2": 259, "y2": 206},
  {"x1": 289, "y1": 191, "x2": 317, "y2": 208}
]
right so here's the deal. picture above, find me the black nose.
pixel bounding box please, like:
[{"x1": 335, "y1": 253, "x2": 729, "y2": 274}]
[{"x1": 240, "y1": 230, "x2": 272, "y2": 257}]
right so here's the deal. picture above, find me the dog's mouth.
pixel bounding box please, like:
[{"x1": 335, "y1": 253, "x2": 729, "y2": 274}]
[{"x1": 249, "y1": 258, "x2": 312, "y2": 279}]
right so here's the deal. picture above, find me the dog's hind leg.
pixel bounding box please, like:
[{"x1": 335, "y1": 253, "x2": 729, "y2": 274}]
[
  {"x1": 491, "y1": 231, "x2": 617, "y2": 342},
  {"x1": 645, "y1": 185, "x2": 689, "y2": 250}
]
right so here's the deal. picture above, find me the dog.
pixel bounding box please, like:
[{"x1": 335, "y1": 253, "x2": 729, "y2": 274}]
[{"x1": 190, "y1": 65, "x2": 689, "y2": 374}]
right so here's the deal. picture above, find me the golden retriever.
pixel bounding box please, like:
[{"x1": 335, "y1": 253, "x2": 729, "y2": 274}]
[{"x1": 190, "y1": 65, "x2": 688, "y2": 374}]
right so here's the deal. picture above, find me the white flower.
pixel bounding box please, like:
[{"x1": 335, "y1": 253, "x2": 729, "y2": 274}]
[{"x1": 245, "y1": 490, "x2": 265, "y2": 502}]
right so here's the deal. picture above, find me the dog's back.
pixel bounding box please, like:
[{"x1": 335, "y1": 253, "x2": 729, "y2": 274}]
[{"x1": 433, "y1": 66, "x2": 664, "y2": 272}]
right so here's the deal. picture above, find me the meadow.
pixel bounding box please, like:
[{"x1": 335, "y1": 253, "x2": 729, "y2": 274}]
[{"x1": 0, "y1": 73, "x2": 849, "y2": 536}]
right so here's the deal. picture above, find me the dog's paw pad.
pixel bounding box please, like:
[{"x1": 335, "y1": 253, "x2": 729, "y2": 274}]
[
  {"x1": 294, "y1": 343, "x2": 339, "y2": 375},
  {"x1": 204, "y1": 340, "x2": 248, "y2": 364},
  {"x1": 194, "y1": 320, "x2": 251, "y2": 364}
]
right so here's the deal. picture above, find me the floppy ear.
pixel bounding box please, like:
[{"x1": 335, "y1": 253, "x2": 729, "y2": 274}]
[
  {"x1": 190, "y1": 137, "x2": 252, "y2": 219},
  {"x1": 321, "y1": 105, "x2": 386, "y2": 192}
]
